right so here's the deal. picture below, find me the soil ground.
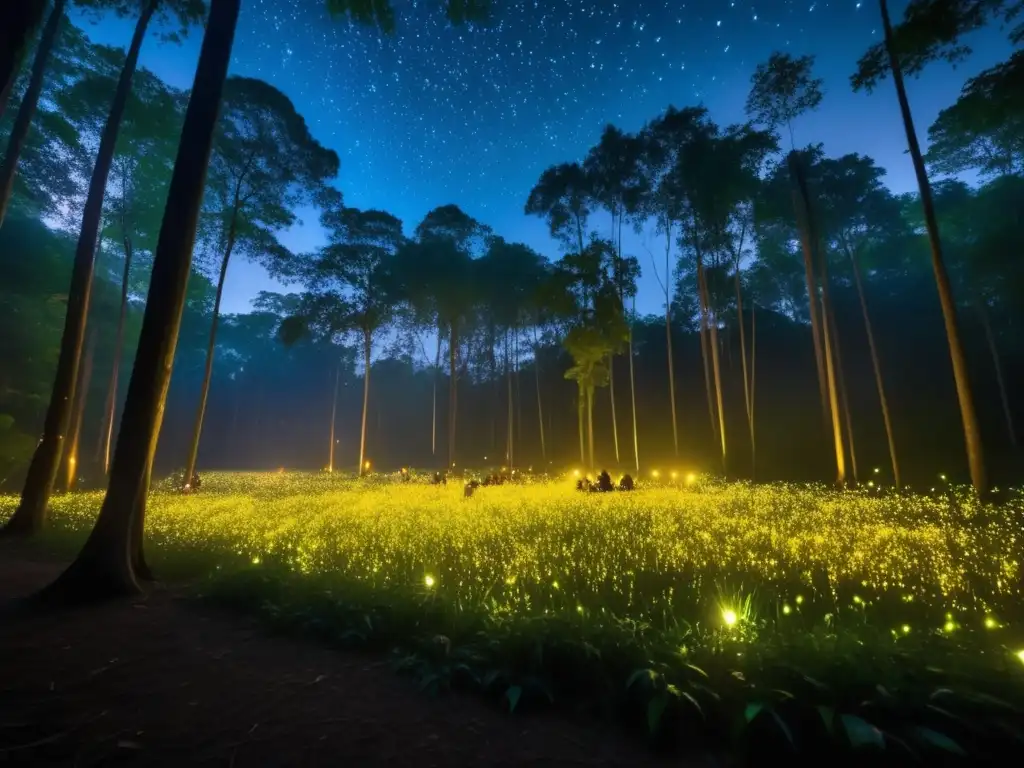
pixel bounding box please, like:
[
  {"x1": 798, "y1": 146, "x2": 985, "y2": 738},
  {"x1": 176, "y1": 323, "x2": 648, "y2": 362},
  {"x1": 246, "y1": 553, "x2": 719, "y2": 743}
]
[{"x1": 0, "y1": 547, "x2": 716, "y2": 767}]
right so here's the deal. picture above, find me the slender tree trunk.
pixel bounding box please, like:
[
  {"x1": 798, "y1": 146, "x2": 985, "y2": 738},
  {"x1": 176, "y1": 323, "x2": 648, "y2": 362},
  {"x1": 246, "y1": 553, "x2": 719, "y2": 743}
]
[
  {"x1": 699, "y1": 259, "x2": 726, "y2": 472},
  {"x1": 586, "y1": 384, "x2": 595, "y2": 473},
  {"x1": 0, "y1": 0, "x2": 65, "y2": 227},
  {"x1": 826, "y1": 298, "x2": 858, "y2": 484},
  {"x1": 664, "y1": 224, "x2": 680, "y2": 456},
  {"x1": 3, "y1": 2, "x2": 156, "y2": 538},
  {"x1": 735, "y1": 268, "x2": 754, "y2": 477},
  {"x1": 788, "y1": 152, "x2": 830, "y2": 434},
  {"x1": 432, "y1": 329, "x2": 440, "y2": 458},
  {"x1": 64, "y1": 328, "x2": 97, "y2": 492},
  {"x1": 183, "y1": 213, "x2": 237, "y2": 489},
  {"x1": 328, "y1": 359, "x2": 339, "y2": 472},
  {"x1": 881, "y1": 0, "x2": 986, "y2": 495},
  {"x1": 608, "y1": 354, "x2": 620, "y2": 464},
  {"x1": 850, "y1": 247, "x2": 900, "y2": 487},
  {"x1": 816, "y1": 243, "x2": 847, "y2": 487},
  {"x1": 448, "y1": 322, "x2": 458, "y2": 470},
  {"x1": 628, "y1": 298, "x2": 639, "y2": 473},
  {"x1": 577, "y1": 386, "x2": 585, "y2": 467},
  {"x1": 38, "y1": 0, "x2": 239, "y2": 600},
  {"x1": 533, "y1": 327, "x2": 546, "y2": 462},
  {"x1": 750, "y1": 300, "x2": 757, "y2": 479},
  {"x1": 99, "y1": 232, "x2": 134, "y2": 475},
  {"x1": 359, "y1": 330, "x2": 371, "y2": 474},
  {"x1": 975, "y1": 294, "x2": 1016, "y2": 448},
  {"x1": 0, "y1": 0, "x2": 47, "y2": 121},
  {"x1": 696, "y1": 261, "x2": 718, "y2": 448},
  {"x1": 506, "y1": 331, "x2": 513, "y2": 470}
]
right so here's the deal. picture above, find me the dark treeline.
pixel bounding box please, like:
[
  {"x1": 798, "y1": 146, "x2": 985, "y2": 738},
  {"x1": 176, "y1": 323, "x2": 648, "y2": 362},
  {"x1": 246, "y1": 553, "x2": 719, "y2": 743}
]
[{"x1": 1, "y1": 1, "x2": 1022, "y2": 505}]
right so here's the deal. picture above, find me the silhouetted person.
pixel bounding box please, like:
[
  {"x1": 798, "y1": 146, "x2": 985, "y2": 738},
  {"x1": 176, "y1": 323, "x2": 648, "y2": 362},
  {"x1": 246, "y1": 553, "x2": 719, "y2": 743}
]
[
  {"x1": 619, "y1": 474, "x2": 635, "y2": 491},
  {"x1": 464, "y1": 479, "x2": 480, "y2": 498},
  {"x1": 432, "y1": 471, "x2": 446, "y2": 485},
  {"x1": 597, "y1": 470, "x2": 614, "y2": 492}
]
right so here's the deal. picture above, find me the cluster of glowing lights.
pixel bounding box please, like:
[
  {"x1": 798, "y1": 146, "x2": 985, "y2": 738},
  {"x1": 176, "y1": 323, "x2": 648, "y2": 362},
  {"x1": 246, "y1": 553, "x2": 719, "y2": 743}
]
[{"x1": 2, "y1": 471, "x2": 1021, "y2": 662}]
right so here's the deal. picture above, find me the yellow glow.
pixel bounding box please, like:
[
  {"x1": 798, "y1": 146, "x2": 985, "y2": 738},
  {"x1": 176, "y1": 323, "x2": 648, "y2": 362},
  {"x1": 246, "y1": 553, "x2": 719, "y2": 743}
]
[
  {"x1": 944, "y1": 620, "x2": 955, "y2": 633},
  {"x1": 1016, "y1": 649, "x2": 1024, "y2": 664},
  {"x1": 902, "y1": 624, "x2": 911, "y2": 634},
  {"x1": 671, "y1": 471, "x2": 678, "y2": 480},
  {"x1": 685, "y1": 472, "x2": 697, "y2": 484},
  {"x1": 782, "y1": 604, "x2": 791, "y2": 615},
  {"x1": 573, "y1": 469, "x2": 581, "y2": 477},
  {"x1": 651, "y1": 470, "x2": 660, "y2": 478},
  {"x1": 985, "y1": 616, "x2": 999, "y2": 629},
  {"x1": 795, "y1": 595, "x2": 804, "y2": 605},
  {"x1": 873, "y1": 467, "x2": 880, "y2": 474},
  {"x1": 364, "y1": 460, "x2": 371, "y2": 470},
  {"x1": 722, "y1": 608, "x2": 738, "y2": 627},
  {"x1": 424, "y1": 574, "x2": 435, "y2": 587}
]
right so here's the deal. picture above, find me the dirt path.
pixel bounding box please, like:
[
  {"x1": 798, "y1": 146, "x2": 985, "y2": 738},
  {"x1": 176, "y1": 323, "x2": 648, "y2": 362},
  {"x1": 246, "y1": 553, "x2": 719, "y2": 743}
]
[{"x1": 0, "y1": 553, "x2": 711, "y2": 767}]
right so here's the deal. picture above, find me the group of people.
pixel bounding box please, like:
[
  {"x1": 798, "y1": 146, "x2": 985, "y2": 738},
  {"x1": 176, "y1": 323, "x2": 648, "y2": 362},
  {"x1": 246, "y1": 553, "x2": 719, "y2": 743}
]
[{"x1": 576, "y1": 471, "x2": 635, "y2": 493}]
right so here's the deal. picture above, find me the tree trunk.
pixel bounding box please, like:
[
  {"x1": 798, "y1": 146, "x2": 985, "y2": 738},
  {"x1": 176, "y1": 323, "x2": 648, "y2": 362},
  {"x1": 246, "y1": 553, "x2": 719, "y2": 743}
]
[
  {"x1": 976, "y1": 294, "x2": 1016, "y2": 448},
  {"x1": 586, "y1": 384, "x2": 595, "y2": 473},
  {"x1": 359, "y1": 330, "x2": 371, "y2": 474},
  {"x1": 506, "y1": 331, "x2": 513, "y2": 469},
  {"x1": 788, "y1": 151, "x2": 830, "y2": 435},
  {"x1": 99, "y1": 231, "x2": 134, "y2": 475},
  {"x1": 664, "y1": 226, "x2": 680, "y2": 456},
  {"x1": 0, "y1": 0, "x2": 47, "y2": 122},
  {"x1": 3, "y1": 1, "x2": 156, "y2": 539},
  {"x1": 533, "y1": 328, "x2": 546, "y2": 462},
  {"x1": 816, "y1": 242, "x2": 847, "y2": 487},
  {"x1": 37, "y1": 0, "x2": 240, "y2": 602},
  {"x1": 577, "y1": 386, "x2": 585, "y2": 467},
  {"x1": 696, "y1": 262, "x2": 718, "y2": 449},
  {"x1": 432, "y1": 330, "x2": 440, "y2": 458},
  {"x1": 735, "y1": 269, "x2": 754, "y2": 477},
  {"x1": 790, "y1": 152, "x2": 845, "y2": 485},
  {"x1": 447, "y1": 322, "x2": 458, "y2": 470},
  {"x1": 826, "y1": 297, "x2": 858, "y2": 484},
  {"x1": 328, "y1": 359, "x2": 339, "y2": 472},
  {"x1": 750, "y1": 300, "x2": 757, "y2": 479},
  {"x1": 850, "y1": 247, "x2": 900, "y2": 488},
  {"x1": 880, "y1": 0, "x2": 986, "y2": 495},
  {"x1": 608, "y1": 353, "x2": 620, "y2": 464},
  {"x1": 64, "y1": 328, "x2": 97, "y2": 492},
  {"x1": 0, "y1": 0, "x2": 65, "y2": 227},
  {"x1": 183, "y1": 218, "x2": 237, "y2": 488},
  {"x1": 699, "y1": 258, "x2": 726, "y2": 472}
]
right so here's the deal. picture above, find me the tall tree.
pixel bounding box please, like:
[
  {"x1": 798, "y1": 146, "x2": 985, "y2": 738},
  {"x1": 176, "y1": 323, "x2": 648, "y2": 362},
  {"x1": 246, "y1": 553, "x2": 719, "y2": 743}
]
[
  {"x1": 0, "y1": 0, "x2": 68, "y2": 227},
  {"x1": 853, "y1": 0, "x2": 998, "y2": 495},
  {"x1": 181, "y1": 76, "x2": 339, "y2": 489},
  {"x1": 296, "y1": 205, "x2": 404, "y2": 475},
  {"x1": 3, "y1": 0, "x2": 206, "y2": 537},
  {"x1": 38, "y1": 0, "x2": 239, "y2": 598},
  {"x1": 747, "y1": 51, "x2": 847, "y2": 485},
  {"x1": 639, "y1": 105, "x2": 713, "y2": 458}
]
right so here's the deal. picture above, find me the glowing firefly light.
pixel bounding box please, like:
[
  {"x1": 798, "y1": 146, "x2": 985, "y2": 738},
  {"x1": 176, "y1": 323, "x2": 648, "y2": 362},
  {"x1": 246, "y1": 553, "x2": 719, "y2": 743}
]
[
  {"x1": 944, "y1": 620, "x2": 956, "y2": 633},
  {"x1": 985, "y1": 616, "x2": 999, "y2": 629},
  {"x1": 722, "y1": 608, "x2": 738, "y2": 627},
  {"x1": 573, "y1": 469, "x2": 581, "y2": 478},
  {"x1": 685, "y1": 472, "x2": 697, "y2": 484},
  {"x1": 364, "y1": 460, "x2": 371, "y2": 470},
  {"x1": 651, "y1": 470, "x2": 660, "y2": 479},
  {"x1": 424, "y1": 574, "x2": 435, "y2": 587},
  {"x1": 1016, "y1": 649, "x2": 1024, "y2": 664},
  {"x1": 902, "y1": 624, "x2": 911, "y2": 634},
  {"x1": 795, "y1": 595, "x2": 804, "y2": 605},
  {"x1": 782, "y1": 604, "x2": 791, "y2": 615},
  {"x1": 873, "y1": 467, "x2": 880, "y2": 474}
]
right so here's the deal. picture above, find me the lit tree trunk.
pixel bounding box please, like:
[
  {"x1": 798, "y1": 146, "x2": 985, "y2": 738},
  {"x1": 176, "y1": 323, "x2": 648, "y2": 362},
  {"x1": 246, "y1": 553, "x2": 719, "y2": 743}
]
[
  {"x1": 448, "y1": 322, "x2": 458, "y2": 470},
  {"x1": 64, "y1": 328, "x2": 97, "y2": 492},
  {"x1": 533, "y1": 327, "x2": 546, "y2": 461},
  {"x1": 506, "y1": 331, "x2": 513, "y2": 469},
  {"x1": 99, "y1": 228, "x2": 134, "y2": 475},
  {"x1": 664, "y1": 222, "x2": 680, "y2": 456},
  {"x1": 788, "y1": 152, "x2": 830, "y2": 434},
  {"x1": 790, "y1": 153, "x2": 845, "y2": 485},
  {"x1": 975, "y1": 294, "x2": 1016, "y2": 448},
  {"x1": 735, "y1": 266, "x2": 754, "y2": 477},
  {"x1": 359, "y1": 329, "x2": 371, "y2": 474},
  {"x1": 586, "y1": 383, "x2": 595, "y2": 472},
  {"x1": 577, "y1": 385, "x2": 585, "y2": 467},
  {"x1": 816, "y1": 244, "x2": 847, "y2": 487},
  {"x1": 629, "y1": 296, "x2": 639, "y2": 473},
  {"x1": 880, "y1": 0, "x2": 985, "y2": 495},
  {"x1": 183, "y1": 204, "x2": 239, "y2": 489},
  {"x1": 608, "y1": 354, "x2": 620, "y2": 464},
  {"x1": 826, "y1": 298, "x2": 858, "y2": 484},
  {"x1": 328, "y1": 359, "x2": 339, "y2": 472},
  {"x1": 38, "y1": 0, "x2": 239, "y2": 600},
  {"x1": 849, "y1": 247, "x2": 899, "y2": 487},
  {"x1": 0, "y1": 1, "x2": 47, "y2": 120},
  {"x1": 0, "y1": 0, "x2": 65, "y2": 227},
  {"x1": 3, "y1": 0, "x2": 156, "y2": 538},
  {"x1": 750, "y1": 300, "x2": 757, "y2": 479}
]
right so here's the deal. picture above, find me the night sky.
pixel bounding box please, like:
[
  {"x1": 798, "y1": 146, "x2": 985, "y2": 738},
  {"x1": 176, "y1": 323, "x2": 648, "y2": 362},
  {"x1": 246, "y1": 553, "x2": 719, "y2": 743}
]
[{"x1": 75, "y1": 0, "x2": 1012, "y2": 316}]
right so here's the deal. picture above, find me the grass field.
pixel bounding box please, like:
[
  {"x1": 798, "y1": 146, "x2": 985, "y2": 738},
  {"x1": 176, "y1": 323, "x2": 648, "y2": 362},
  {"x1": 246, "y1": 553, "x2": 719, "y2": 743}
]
[{"x1": 4, "y1": 471, "x2": 1024, "y2": 759}]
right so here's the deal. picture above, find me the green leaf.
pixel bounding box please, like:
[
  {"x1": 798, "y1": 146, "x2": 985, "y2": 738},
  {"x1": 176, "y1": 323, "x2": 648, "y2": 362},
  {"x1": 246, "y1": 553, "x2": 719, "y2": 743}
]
[
  {"x1": 626, "y1": 667, "x2": 658, "y2": 691},
  {"x1": 505, "y1": 685, "x2": 522, "y2": 713},
  {"x1": 841, "y1": 714, "x2": 885, "y2": 750},
  {"x1": 685, "y1": 663, "x2": 709, "y2": 679},
  {"x1": 816, "y1": 706, "x2": 835, "y2": 734},
  {"x1": 677, "y1": 689, "x2": 705, "y2": 721},
  {"x1": 648, "y1": 694, "x2": 669, "y2": 734},
  {"x1": 912, "y1": 727, "x2": 966, "y2": 756},
  {"x1": 745, "y1": 702, "x2": 766, "y2": 723}
]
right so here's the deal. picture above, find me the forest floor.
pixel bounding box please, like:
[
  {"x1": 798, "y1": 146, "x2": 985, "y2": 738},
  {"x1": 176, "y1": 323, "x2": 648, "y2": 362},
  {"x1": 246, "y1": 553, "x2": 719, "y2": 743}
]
[{"x1": 0, "y1": 547, "x2": 711, "y2": 767}]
